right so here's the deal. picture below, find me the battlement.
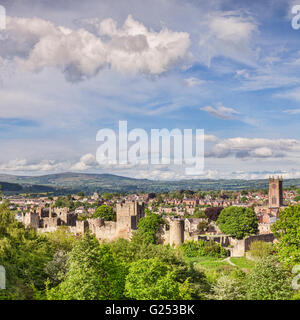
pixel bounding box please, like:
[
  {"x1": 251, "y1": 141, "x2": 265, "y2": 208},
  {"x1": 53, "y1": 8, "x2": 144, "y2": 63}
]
[
  {"x1": 116, "y1": 201, "x2": 144, "y2": 217},
  {"x1": 116, "y1": 201, "x2": 145, "y2": 231},
  {"x1": 269, "y1": 176, "x2": 283, "y2": 182}
]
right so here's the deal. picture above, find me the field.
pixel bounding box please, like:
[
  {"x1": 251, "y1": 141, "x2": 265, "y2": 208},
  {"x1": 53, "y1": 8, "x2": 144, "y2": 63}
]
[{"x1": 185, "y1": 255, "x2": 256, "y2": 283}]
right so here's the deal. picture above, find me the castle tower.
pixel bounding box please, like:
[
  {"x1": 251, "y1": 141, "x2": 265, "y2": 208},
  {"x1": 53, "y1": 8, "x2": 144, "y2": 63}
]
[
  {"x1": 268, "y1": 176, "x2": 283, "y2": 208},
  {"x1": 169, "y1": 219, "x2": 184, "y2": 246},
  {"x1": 116, "y1": 201, "x2": 145, "y2": 231}
]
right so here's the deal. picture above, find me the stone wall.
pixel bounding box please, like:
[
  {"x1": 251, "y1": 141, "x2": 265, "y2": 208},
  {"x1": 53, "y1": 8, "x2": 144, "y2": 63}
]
[
  {"x1": 23, "y1": 212, "x2": 39, "y2": 229},
  {"x1": 229, "y1": 233, "x2": 275, "y2": 257}
]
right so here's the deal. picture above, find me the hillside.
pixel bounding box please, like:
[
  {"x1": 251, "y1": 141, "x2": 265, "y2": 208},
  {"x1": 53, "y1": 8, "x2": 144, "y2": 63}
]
[
  {"x1": 0, "y1": 172, "x2": 300, "y2": 194},
  {"x1": 0, "y1": 180, "x2": 56, "y2": 194}
]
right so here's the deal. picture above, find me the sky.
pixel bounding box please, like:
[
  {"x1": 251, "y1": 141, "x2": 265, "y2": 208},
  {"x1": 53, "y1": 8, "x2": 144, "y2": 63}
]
[{"x1": 0, "y1": 0, "x2": 300, "y2": 180}]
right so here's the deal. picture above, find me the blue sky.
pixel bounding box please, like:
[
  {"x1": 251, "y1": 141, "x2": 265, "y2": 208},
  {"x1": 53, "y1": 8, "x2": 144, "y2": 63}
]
[{"x1": 0, "y1": 0, "x2": 300, "y2": 180}]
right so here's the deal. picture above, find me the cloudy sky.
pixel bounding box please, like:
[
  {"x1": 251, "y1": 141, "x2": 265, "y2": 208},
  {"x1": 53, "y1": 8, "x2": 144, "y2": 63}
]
[{"x1": 0, "y1": 0, "x2": 300, "y2": 180}]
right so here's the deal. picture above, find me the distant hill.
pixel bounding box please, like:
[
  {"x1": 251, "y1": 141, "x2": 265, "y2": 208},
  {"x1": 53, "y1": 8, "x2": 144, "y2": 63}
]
[
  {"x1": 0, "y1": 180, "x2": 56, "y2": 194},
  {"x1": 0, "y1": 172, "x2": 300, "y2": 194}
]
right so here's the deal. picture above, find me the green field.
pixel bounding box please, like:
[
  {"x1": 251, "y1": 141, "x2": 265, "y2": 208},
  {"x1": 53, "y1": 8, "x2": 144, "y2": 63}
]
[
  {"x1": 230, "y1": 257, "x2": 256, "y2": 271},
  {"x1": 185, "y1": 255, "x2": 256, "y2": 283}
]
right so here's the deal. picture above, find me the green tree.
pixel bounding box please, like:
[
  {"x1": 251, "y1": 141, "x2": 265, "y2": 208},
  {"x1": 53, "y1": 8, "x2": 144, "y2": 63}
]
[
  {"x1": 45, "y1": 250, "x2": 69, "y2": 287},
  {"x1": 45, "y1": 226, "x2": 77, "y2": 252},
  {"x1": 108, "y1": 239, "x2": 209, "y2": 299},
  {"x1": 245, "y1": 256, "x2": 293, "y2": 300},
  {"x1": 132, "y1": 213, "x2": 164, "y2": 244},
  {"x1": 193, "y1": 208, "x2": 207, "y2": 218},
  {"x1": 125, "y1": 258, "x2": 194, "y2": 300},
  {"x1": 241, "y1": 196, "x2": 248, "y2": 203},
  {"x1": 271, "y1": 205, "x2": 300, "y2": 266},
  {"x1": 46, "y1": 233, "x2": 125, "y2": 300},
  {"x1": 178, "y1": 240, "x2": 227, "y2": 258},
  {"x1": 94, "y1": 205, "x2": 115, "y2": 221},
  {"x1": 208, "y1": 275, "x2": 245, "y2": 300},
  {"x1": 0, "y1": 202, "x2": 52, "y2": 299},
  {"x1": 197, "y1": 221, "x2": 208, "y2": 233},
  {"x1": 216, "y1": 206, "x2": 258, "y2": 239}
]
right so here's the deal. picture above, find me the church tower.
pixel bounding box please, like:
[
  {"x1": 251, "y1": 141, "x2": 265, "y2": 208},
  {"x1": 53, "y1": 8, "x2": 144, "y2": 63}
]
[{"x1": 268, "y1": 176, "x2": 283, "y2": 208}]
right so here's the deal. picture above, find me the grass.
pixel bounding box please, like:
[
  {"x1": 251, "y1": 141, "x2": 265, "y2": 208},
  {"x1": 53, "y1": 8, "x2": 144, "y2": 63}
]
[
  {"x1": 230, "y1": 256, "x2": 256, "y2": 271},
  {"x1": 185, "y1": 256, "x2": 229, "y2": 269},
  {"x1": 184, "y1": 254, "x2": 259, "y2": 288},
  {"x1": 184, "y1": 255, "x2": 256, "y2": 284}
]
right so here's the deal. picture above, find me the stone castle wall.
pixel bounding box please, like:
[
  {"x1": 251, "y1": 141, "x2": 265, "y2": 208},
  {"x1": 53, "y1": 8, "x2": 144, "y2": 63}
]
[
  {"x1": 229, "y1": 233, "x2": 275, "y2": 257},
  {"x1": 24, "y1": 201, "x2": 146, "y2": 242}
]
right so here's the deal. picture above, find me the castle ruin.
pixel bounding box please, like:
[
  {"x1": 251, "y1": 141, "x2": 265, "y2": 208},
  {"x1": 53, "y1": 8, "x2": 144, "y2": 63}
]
[{"x1": 22, "y1": 201, "x2": 145, "y2": 242}]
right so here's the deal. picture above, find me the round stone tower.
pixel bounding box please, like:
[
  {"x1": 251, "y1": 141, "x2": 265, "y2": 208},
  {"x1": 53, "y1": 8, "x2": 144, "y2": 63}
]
[{"x1": 169, "y1": 219, "x2": 184, "y2": 246}]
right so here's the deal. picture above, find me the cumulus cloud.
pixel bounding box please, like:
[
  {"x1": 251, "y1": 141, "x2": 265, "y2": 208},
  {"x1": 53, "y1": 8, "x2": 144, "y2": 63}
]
[
  {"x1": 2, "y1": 15, "x2": 190, "y2": 81},
  {"x1": 201, "y1": 104, "x2": 240, "y2": 120},
  {"x1": 71, "y1": 153, "x2": 98, "y2": 171},
  {"x1": 206, "y1": 137, "x2": 300, "y2": 159},
  {"x1": 0, "y1": 159, "x2": 70, "y2": 172}
]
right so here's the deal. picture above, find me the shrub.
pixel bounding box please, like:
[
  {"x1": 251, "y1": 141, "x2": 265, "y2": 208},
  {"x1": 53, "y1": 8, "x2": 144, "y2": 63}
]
[
  {"x1": 125, "y1": 258, "x2": 195, "y2": 300},
  {"x1": 208, "y1": 275, "x2": 245, "y2": 300},
  {"x1": 245, "y1": 256, "x2": 293, "y2": 300},
  {"x1": 179, "y1": 240, "x2": 227, "y2": 258},
  {"x1": 248, "y1": 241, "x2": 273, "y2": 259}
]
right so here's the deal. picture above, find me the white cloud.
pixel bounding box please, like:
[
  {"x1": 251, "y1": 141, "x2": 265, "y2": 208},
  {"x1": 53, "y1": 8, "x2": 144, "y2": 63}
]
[
  {"x1": 2, "y1": 15, "x2": 190, "y2": 81},
  {"x1": 284, "y1": 108, "x2": 300, "y2": 114},
  {"x1": 198, "y1": 12, "x2": 258, "y2": 67},
  {"x1": 204, "y1": 134, "x2": 220, "y2": 143},
  {"x1": 0, "y1": 159, "x2": 70, "y2": 172},
  {"x1": 207, "y1": 137, "x2": 300, "y2": 159},
  {"x1": 184, "y1": 77, "x2": 206, "y2": 87},
  {"x1": 201, "y1": 104, "x2": 240, "y2": 120},
  {"x1": 275, "y1": 87, "x2": 300, "y2": 102},
  {"x1": 71, "y1": 153, "x2": 98, "y2": 171},
  {"x1": 236, "y1": 69, "x2": 250, "y2": 79}
]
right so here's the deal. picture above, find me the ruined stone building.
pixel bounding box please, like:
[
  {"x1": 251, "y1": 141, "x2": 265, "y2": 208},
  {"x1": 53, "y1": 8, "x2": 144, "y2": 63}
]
[
  {"x1": 22, "y1": 206, "x2": 77, "y2": 232},
  {"x1": 22, "y1": 201, "x2": 145, "y2": 242}
]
